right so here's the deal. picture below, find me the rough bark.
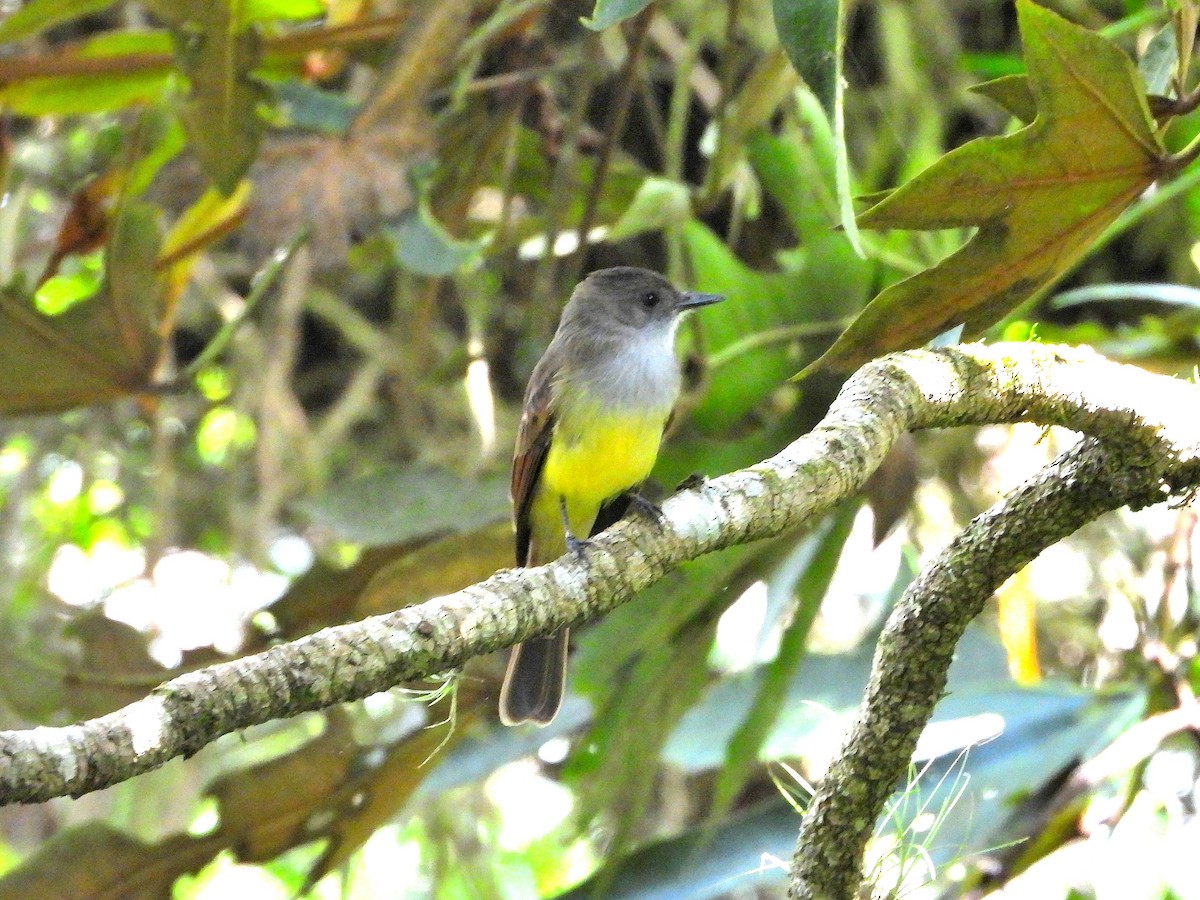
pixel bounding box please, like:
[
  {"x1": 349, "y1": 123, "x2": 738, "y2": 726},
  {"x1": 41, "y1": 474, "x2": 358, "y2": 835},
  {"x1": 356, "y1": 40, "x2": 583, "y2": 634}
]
[
  {"x1": 787, "y1": 438, "x2": 1164, "y2": 898},
  {"x1": 0, "y1": 345, "x2": 1196, "y2": 857}
]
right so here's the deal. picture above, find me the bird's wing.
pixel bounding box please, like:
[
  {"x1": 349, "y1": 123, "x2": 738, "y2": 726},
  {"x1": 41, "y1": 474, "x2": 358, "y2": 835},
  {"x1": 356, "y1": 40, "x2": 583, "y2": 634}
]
[{"x1": 511, "y1": 355, "x2": 559, "y2": 567}]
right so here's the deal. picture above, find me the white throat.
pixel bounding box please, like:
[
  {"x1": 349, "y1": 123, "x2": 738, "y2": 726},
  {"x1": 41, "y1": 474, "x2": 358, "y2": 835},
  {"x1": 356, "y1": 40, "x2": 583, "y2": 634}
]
[{"x1": 573, "y1": 324, "x2": 682, "y2": 412}]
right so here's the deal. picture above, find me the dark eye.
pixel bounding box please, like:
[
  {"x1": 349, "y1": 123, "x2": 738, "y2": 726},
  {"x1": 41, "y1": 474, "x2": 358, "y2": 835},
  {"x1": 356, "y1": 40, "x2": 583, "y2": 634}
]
[{"x1": 643, "y1": 292, "x2": 659, "y2": 309}]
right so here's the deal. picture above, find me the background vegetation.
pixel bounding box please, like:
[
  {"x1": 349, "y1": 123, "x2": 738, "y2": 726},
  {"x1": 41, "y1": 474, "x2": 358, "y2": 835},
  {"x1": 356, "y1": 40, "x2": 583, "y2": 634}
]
[{"x1": 0, "y1": 0, "x2": 1199, "y2": 897}]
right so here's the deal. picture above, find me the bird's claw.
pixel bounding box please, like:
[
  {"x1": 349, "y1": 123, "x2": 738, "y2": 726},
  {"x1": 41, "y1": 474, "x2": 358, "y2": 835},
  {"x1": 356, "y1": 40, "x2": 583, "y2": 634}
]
[
  {"x1": 566, "y1": 533, "x2": 592, "y2": 558},
  {"x1": 627, "y1": 491, "x2": 665, "y2": 525}
]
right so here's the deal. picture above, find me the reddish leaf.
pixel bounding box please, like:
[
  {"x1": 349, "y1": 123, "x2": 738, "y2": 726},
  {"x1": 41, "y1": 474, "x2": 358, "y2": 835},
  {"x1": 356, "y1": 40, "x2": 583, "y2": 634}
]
[{"x1": 37, "y1": 170, "x2": 121, "y2": 288}]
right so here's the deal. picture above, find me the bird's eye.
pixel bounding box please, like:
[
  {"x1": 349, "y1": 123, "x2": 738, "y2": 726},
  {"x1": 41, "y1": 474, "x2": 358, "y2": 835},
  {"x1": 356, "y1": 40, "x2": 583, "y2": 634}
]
[{"x1": 643, "y1": 292, "x2": 659, "y2": 309}]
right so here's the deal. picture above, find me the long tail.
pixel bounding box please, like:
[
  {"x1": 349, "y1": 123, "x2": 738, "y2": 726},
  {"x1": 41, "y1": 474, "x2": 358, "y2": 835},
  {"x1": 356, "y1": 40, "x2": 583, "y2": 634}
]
[{"x1": 498, "y1": 629, "x2": 569, "y2": 726}]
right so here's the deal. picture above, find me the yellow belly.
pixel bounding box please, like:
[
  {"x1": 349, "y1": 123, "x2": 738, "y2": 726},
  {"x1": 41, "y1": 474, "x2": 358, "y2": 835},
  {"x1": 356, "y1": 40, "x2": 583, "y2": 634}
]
[
  {"x1": 529, "y1": 406, "x2": 668, "y2": 558},
  {"x1": 543, "y1": 411, "x2": 665, "y2": 507}
]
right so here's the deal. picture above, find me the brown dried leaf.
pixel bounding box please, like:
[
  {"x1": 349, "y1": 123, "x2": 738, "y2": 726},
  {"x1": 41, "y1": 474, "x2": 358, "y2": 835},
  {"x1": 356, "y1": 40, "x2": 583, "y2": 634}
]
[
  {"x1": 37, "y1": 170, "x2": 121, "y2": 288},
  {"x1": 862, "y1": 433, "x2": 917, "y2": 544},
  {"x1": 63, "y1": 613, "x2": 173, "y2": 718},
  {"x1": 265, "y1": 523, "x2": 510, "y2": 645},
  {"x1": 299, "y1": 690, "x2": 489, "y2": 888},
  {"x1": 239, "y1": 121, "x2": 429, "y2": 268}
]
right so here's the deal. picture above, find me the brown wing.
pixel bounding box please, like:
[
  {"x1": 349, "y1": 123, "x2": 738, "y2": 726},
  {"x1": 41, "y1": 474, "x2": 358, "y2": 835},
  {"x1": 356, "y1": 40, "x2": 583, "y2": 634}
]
[{"x1": 511, "y1": 352, "x2": 559, "y2": 567}]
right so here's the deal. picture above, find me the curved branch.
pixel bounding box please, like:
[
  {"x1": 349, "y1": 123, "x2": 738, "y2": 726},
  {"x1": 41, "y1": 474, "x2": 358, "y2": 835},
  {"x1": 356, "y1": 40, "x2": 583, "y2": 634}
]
[
  {"x1": 1, "y1": 343, "x2": 1198, "y2": 809},
  {"x1": 787, "y1": 437, "x2": 1162, "y2": 898}
]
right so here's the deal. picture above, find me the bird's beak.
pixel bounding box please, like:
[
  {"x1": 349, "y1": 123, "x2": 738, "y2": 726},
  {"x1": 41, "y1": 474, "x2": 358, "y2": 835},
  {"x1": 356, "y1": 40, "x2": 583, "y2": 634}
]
[{"x1": 677, "y1": 291, "x2": 724, "y2": 310}]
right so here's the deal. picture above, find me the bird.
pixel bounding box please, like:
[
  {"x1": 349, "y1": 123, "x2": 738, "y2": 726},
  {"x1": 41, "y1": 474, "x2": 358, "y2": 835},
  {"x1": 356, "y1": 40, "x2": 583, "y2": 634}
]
[{"x1": 499, "y1": 266, "x2": 723, "y2": 726}]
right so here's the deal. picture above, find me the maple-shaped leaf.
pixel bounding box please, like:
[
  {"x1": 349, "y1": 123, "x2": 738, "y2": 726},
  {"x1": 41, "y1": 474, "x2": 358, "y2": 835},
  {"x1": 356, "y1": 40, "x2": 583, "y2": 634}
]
[
  {"x1": 971, "y1": 73, "x2": 1038, "y2": 124},
  {"x1": 806, "y1": 0, "x2": 1168, "y2": 375}
]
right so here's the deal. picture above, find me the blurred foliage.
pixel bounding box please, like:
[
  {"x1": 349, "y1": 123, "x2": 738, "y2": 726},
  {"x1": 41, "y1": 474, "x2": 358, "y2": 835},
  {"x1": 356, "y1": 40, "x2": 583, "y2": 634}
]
[{"x1": 0, "y1": 0, "x2": 1199, "y2": 898}]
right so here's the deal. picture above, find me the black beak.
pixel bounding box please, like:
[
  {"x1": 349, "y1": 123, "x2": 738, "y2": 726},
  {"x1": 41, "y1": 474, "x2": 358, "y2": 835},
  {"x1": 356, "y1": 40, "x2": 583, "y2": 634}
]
[{"x1": 677, "y1": 291, "x2": 724, "y2": 310}]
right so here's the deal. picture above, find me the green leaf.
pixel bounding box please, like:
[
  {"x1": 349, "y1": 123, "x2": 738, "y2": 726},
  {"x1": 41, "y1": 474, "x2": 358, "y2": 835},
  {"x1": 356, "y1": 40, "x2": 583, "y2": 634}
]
[
  {"x1": 805, "y1": 0, "x2": 1167, "y2": 376},
  {"x1": 241, "y1": 0, "x2": 324, "y2": 24},
  {"x1": 273, "y1": 79, "x2": 357, "y2": 134},
  {"x1": 749, "y1": 125, "x2": 875, "y2": 312},
  {"x1": 126, "y1": 111, "x2": 188, "y2": 197},
  {"x1": 498, "y1": 126, "x2": 644, "y2": 244},
  {"x1": 1138, "y1": 23, "x2": 1177, "y2": 96},
  {"x1": 707, "y1": 504, "x2": 859, "y2": 830},
  {"x1": 1051, "y1": 282, "x2": 1200, "y2": 310},
  {"x1": 386, "y1": 205, "x2": 482, "y2": 277},
  {"x1": 569, "y1": 417, "x2": 813, "y2": 885},
  {"x1": 167, "y1": 0, "x2": 271, "y2": 194},
  {"x1": 78, "y1": 30, "x2": 175, "y2": 56},
  {"x1": 682, "y1": 163, "x2": 870, "y2": 431},
  {"x1": 970, "y1": 74, "x2": 1037, "y2": 124},
  {"x1": 297, "y1": 467, "x2": 508, "y2": 546},
  {"x1": 703, "y1": 49, "x2": 799, "y2": 203},
  {"x1": 571, "y1": 536, "x2": 792, "y2": 893},
  {"x1": 773, "y1": 0, "x2": 862, "y2": 253},
  {"x1": 35, "y1": 269, "x2": 102, "y2": 316},
  {"x1": 606, "y1": 176, "x2": 691, "y2": 242},
  {"x1": 0, "y1": 203, "x2": 163, "y2": 415},
  {"x1": 905, "y1": 686, "x2": 1145, "y2": 872},
  {"x1": 103, "y1": 200, "x2": 165, "y2": 369},
  {"x1": 682, "y1": 223, "x2": 809, "y2": 431},
  {"x1": 581, "y1": 0, "x2": 653, "y2": 31},
  {"x1": 0, "y1": 31, "x2": 174, "y2": 115},
  {"x1": 962, "y1": 51, "x2": 1027, "y2": 80},
  {"x1": 663, "y1": 625, "x2": 1003, "y2": 776},
  {"x1": 559, "y1": 799, "x2": 796, "y2": 899},
  {"x1": 0, "y1": 73, "x2": 170, "y2": 116},
  {"x1": 0, "y1": 0, "x2": 116, "y2": 43},
  {"x1": 773, "y1": 0, "x2": 839, "y2": 114}
]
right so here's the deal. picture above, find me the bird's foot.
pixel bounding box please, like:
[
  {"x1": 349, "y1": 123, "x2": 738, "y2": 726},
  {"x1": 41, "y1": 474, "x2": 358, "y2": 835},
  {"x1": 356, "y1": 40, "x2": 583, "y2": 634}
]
[
  {"x1": 565, "y1": 532, "x2": 592, "y2": 559},
  {"x1": 627, "y1": 490, "x2": 665, "y2": 526},
  {"x1": 559, "y1": 495, "x2": 592, "y2": 559}
]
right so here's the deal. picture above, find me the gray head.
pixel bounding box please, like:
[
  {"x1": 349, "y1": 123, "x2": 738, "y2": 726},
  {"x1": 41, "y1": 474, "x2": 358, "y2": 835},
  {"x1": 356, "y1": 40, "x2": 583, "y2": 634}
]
[{"x1": 557, "y1": 267, "x2": 723, "y2": 342}]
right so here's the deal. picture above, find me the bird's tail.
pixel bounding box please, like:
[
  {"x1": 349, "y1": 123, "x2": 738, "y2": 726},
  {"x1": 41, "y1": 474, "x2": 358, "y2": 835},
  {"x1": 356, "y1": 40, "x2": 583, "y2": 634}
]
[{"x1": 498, "y1": 629, "x2": 569, "y2": 726}]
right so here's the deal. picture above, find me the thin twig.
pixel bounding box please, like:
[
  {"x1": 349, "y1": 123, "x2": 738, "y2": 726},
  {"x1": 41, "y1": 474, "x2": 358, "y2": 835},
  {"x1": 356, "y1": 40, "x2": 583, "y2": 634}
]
[
  {"x1": 170, "y1": 228, "x2": 310, "y2": 387},
  {"x1": 707, "y1": 320, "x2": 854, "y2": 370},
  {"x1": 529, "y1": 50, "x2": 601, "y2": 339},
  {"x1": 0, "y1": 15, "x2": 413, "y2": 87},
  {"x1": 567, "y1": 6, "x2": 655, "y2": 281}
]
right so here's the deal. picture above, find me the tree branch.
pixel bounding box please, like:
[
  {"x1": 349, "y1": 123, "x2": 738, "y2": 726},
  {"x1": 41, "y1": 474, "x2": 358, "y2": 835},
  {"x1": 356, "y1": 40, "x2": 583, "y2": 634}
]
[
  {"x1": 1, "y1": 343, "x2": 1198, "y2": 813},
  {"x1": 787, "y1": 437, "x2": 1163, "y2": 898}
]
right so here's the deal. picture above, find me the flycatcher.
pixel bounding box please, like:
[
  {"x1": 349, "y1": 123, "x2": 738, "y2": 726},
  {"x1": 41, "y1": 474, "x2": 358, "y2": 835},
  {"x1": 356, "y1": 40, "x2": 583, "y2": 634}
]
[{"x1": 499, "y1": 267, "x2": 723, "y2": 726}]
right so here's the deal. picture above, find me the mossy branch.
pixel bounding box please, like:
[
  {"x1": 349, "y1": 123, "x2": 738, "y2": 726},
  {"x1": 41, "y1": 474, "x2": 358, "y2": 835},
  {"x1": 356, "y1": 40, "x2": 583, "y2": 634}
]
[{"x1": 0, "y1": 344, "x2": 1197, "y2": 900}]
